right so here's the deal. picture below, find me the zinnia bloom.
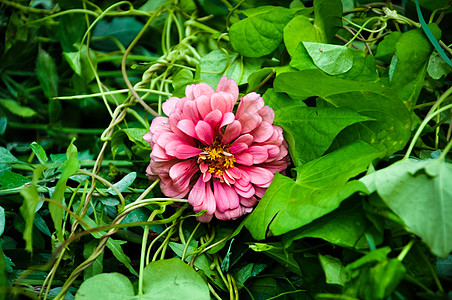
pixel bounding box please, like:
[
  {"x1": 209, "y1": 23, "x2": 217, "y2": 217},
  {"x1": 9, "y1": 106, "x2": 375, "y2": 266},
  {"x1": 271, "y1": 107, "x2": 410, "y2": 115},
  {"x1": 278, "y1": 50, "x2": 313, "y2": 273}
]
[{"x1": 143, "y1": 77, "x2": 289, "y2": 222}]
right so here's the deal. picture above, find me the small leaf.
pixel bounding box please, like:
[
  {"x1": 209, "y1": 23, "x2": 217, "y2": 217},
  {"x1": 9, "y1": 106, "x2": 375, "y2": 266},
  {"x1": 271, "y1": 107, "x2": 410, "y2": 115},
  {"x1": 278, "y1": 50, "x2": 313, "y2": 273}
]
[
  {"x1": 36, "y1": 48, "x2": 58, "y2": 98},
  {"x1": 83, "y1": 240, "x2": 104, "y2": 280},
  {"x1": 0, "y1": 117, "x2": 7, "y2": 135},
  {"x1": 318, "y1": 254, "x2": 348, "y2": 286},
  {"x1": 303, "y1": 42, "x2": 354, "y2": 75},
  {"x1": 74, "y1": 273, "x2": 134, "y2": 300},
  {"x1": 0, "y1": 99, "x2": 36, "y2": 118},
  {"x1": 63, "y1": 45, "x2": 97, "y2": 82},
  {"x1": 142, "y1": 258, "x2": 210, "y2": 299},
  {"x1": 107, "y1": 172, "x2": 136, "y2": 195},
  {"x1": 229, "y1": 6, "x2": 294, "y2": 57},
  {"x1": 30, "y1": 142, "x2": 48, "y2": 165}
]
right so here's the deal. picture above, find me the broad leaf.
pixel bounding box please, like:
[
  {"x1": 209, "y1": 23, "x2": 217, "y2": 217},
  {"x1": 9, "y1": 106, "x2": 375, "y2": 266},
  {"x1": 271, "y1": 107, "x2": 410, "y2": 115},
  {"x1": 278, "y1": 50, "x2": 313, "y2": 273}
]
[
  {"x1": 245, "y1": 141, "x2": 381, "y2": 239},
  {"x1": 107, "y1": 172, "x2": 136, "y2": 195},
  {"x1": 283, "y1": 203, "x2": 382, "y2": 249},
  {"x1": 275, "y1": 105, "x2": 372, "y2": 165},
  {"x1": 142, "y1": 258, "x2": 210, "y2": 299},
  {"x1": 0, "y1": 99, "x2": 36, "y2": 118},
  {"x1": 229, "y1": 6, "x2": 294, "y2": 57},
  {"x1": 318, "y1": 254, "x2": 348, "y2": 286},
  {"x1": 303, "y1": 42, "x2": 354, "y2": 75},
  {"x1": 283, "y1": 15, "x2": 318, "y2": 56},
  {"x1": 30, "y1": 142, "x2": 48, "y2": 165},
  {"x1": 313, "y1": 0, "x2": 342, "y2": 43},
  {"x1": 74, "y1": 273, "x2": 134, "y2": 300},
  {"x1": 361, "y1": 159, "x2": 452, "y2": 258}
]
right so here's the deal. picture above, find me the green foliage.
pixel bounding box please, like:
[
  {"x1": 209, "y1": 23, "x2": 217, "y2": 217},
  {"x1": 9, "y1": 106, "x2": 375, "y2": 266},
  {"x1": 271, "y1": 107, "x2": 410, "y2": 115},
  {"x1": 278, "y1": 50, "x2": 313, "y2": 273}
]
[{"x1": 1, "y1": 0, "x2": 451, "y2": 299}]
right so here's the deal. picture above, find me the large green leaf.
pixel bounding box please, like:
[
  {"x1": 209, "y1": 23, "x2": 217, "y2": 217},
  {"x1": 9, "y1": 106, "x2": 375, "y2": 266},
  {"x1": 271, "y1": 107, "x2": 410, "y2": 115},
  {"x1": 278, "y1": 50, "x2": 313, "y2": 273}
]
[
  {"x1": 283, "y1": 15, "x2": 318, "y2": 56},
  {"x1": 245, "y1": 141, "x2": 381, "y2": 239},
  {"x1": 361, "y1": 159, "x2": 452, "y2": 258},
  {"x1": 199, "y1": 50, "x2": 264, "y2": 85},
  {"x1": 142, "y1": 258, "x2": 210, "y2": 299},
  {"x1": 313, "y1": 0, "x2": 342, "y2": 43},
  {"x1": 229, "y1": 6, "x2": 294, "y2": 57},
  {"x1": 74, "y1": 273, "x2": 135, "y2": 300},
  {"x1": 274, "y1": 70, "x2": 411, "y2": 157},
  {"x1": 275, "y1": 106, "x2": 372, "y2": 165},
  {"x1": 283, "y1": 202, "x2": 382, "y2": 249}
]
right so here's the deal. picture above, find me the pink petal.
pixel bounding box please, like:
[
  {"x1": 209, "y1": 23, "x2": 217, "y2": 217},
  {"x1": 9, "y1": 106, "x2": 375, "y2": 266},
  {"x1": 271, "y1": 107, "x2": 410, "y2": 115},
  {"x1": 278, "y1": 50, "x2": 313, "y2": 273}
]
[
  {"x1": 143, "y1": 132, "x2": 153, "y2": 144},
  {"x1": 216, "y1": 76, "x2": 239, "y2": 101},
  {"x1": 234, "y1": 183, "x2": 255, "y2": 198},
  {"x1": 197, "y1": 213, "x2": 213, "y2": 223},
  {"x1": 182, "y1": 100, "x2": 199, "y2": 123},
  {"x1": 195, "y1": 120, "x2": 214, "y2": 145},
  {"x1": 232, "y1": 134, "x2": 254, "y2": 146},
  {"x1": 196, "y1": 95, "x2": 213, "y2": 119},
  {"x1": 255, "y1": 186, "x2": 267, "y2": 198},
  {"x1": 188, "y1": 176, "x2": 205, "y2": 206},
  {"x1": 241, "y1": 166, "x2": 274, "y2": 186},
  {"x1": 175, "y1": 144, "x2": 202, "y2": 159},
  {"x1": 162, "y1": 97, "x2": 179, "y2": 116},
  {"x1": 248, "y1": 146, "x2": 269, "y2": 164},
  {"x1": 229, "y1": 142, "x2": 248, "y2": 154},
  {"x1": 226, "y1": 166, "x2": 241, "y2": 179},
  {"x1": 257, "y1": 106, "x2": 275, "y2": 123},
  {"x1": 222, "y1": 121, "x2": 242, "y2": 144},
  {"x1": 199, "y1": 162, "x2": 208, "y2": 173},
  {"x1": 236, "y1": 92, "x2": 264, "y2": 119},
  {"x1": 240, "y1": 196, "x2": 258, "y2": 207},
  {"x1": 204, "y1": 109, "x2": 223, "y2": 129},
  {"x1": 220, "y1": 112, "x2": 235, "y2": 128},
  {"x1": 211, "y1": 92, "x2": 235, "y2": 114},
  {"x1": 177, "y1": 119, "x2": 197, "y2": 138},
  {"x1": 238, "y1": 113, "x2": 262, "y2": 133},
  {"x1": 213, "y1": 180, "x2": 239, "y2": 212},
  {"x1": 215, "y1": 206, "x2": 243, "y2": 221},
  {"x1": 250, "y1": 121, "x2": 274, "y2": 143},
  {"x1": 234, "y1": 153, "x2": 254, "y2": 166},
  {"x1": 168, "y1": 160, "x2": 198, "y2": 191},
  {"x1": 193, "y1": 83, "x2": 215, "y2": 99}
]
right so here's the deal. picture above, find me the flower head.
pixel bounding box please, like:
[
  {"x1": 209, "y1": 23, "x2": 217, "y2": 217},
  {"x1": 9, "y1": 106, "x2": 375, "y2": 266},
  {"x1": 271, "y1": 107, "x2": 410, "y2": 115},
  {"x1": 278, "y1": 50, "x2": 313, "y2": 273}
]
[{"x1": 144, "y1": 77, "x2": 289, "y2": 222}]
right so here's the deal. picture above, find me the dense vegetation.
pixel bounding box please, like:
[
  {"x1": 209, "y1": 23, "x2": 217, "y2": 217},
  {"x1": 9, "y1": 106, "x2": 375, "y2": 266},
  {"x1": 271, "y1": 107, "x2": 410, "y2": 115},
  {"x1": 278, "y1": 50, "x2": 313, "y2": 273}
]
[{"x1": 0, "y1": 0, "x2": 451, "y2": 299}]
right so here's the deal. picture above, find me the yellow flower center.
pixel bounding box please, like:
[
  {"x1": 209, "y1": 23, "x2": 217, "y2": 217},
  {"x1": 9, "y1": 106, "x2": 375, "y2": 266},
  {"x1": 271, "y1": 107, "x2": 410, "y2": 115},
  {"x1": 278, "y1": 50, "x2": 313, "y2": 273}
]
[{"x1": 200, "y1": 138, "x2": 235, "y2": 177}]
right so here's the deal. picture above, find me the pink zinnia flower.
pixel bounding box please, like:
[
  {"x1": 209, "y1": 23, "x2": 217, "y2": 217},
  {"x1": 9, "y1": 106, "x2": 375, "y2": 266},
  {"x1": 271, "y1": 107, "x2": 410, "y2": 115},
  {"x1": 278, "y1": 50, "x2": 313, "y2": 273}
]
[{"x1": 143, "y1": 77, "x2": 289, "y2": 222}]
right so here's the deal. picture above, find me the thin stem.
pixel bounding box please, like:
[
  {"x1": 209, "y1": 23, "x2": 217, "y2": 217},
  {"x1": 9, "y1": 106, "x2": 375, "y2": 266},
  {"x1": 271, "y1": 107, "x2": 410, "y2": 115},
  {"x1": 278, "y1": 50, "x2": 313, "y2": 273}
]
[{"x1": 397, "y1": 239, "x2": 415, "y2": 261}]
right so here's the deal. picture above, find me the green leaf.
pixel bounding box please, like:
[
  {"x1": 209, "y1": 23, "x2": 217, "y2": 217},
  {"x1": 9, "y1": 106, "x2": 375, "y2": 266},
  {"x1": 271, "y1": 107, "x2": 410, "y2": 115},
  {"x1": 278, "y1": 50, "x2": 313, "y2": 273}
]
[
  {"x1": 390, "y1": 27, "x2": 434, "y2": 106},
  {"x1": 122, "y1": 128, "x2": 150, "y2": 147},
  {"x1": 274, "y1": 70, "x2": 411, "y2": 157},
  {"x1": 63, "y1": 45, "x2": 97, "y2": 82},
  {"x1": 375, "y1": 32, "x2": 401, "y2": 64},
  {"x1": 283, "y1": 15, "x2": 318, "y2": 56},
  {"x1": 0, "y1": 147, "x2": 19, "y2": 164},
  {"x1": 229, "y1": 6, "x2": 294, "y2": 57},
  {"x1": 199, "y1": 50, "x2": 264, "y2": 85},
  {"x1": 0, "y1": 117, "x2": 6, "y2": 135},
  {"x1": 107, "y1": 172, "x2": 136, "y2": 195},
  {"x1": 234, "y1": 263, "x2": 267, "y2": 287},
  {"x1": 318, "y1": 254, "x2": 348, "y2": 286},
  {"x1": 427, "y1": 51, "x2": 452, "y2": 79},
  {"x1": 74, "y1": 273, "x2": 134, "y2": 300},
  {"x1": 30, "y1": 142, "x2": 48, "y2": 165},
  {"x1": 344, "y1": 248, "x2": 406, "y2": 300},
  {"x1": 302, "y1": 42, "x2": 354, "y2": 75},
  {"x1": 92, "y1": 17, "x2": 143, "y2": 51},
  {"x1": 0, "y1": 247, "x2": 6, "y2": 300},
  {"x1": 168, "y1": 242, "x2": 225, "y2": 290},
  {"x1": 245, "y1": 141, "x2": 381, "y2": 239},
  {"x1": 142, "y1": 258, "x2": 210, "y2": 300},
  {"x1": 36, "y1": 48, "x2": 58, "y2": 98},
  {"x1": 275, "y1": 106, "x2": 372, "y2": 165},
  {"x1": 19, "y1": 165, "x2": 45, "y2": 253},
  {"x1": 262, "y1": 88, "x2": 301, "y2": 111},
  {"x1": 283, "y1": 203, "x2": 382, "y2": 249},
  {"x1": 50, "y1": 140, "x2": 79, "y2": 242},
  {"x1": 0, "y1": 99, "x2": 37, "y2": 118},
  {"x1": 313, "y1": 0, "x2": 342, "y2": 43},
  {"x1": 0, "y1": 170, "x2": 30, "y2": 190},
  {"x1": 361, "y1": 159, "x2": 452, "y2": 258}
]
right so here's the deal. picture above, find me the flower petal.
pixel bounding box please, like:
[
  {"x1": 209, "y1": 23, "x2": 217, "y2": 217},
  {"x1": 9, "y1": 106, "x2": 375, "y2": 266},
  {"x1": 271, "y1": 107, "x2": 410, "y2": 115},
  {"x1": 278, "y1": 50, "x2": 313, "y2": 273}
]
[
  {"x1": 213, "y1": 180, "x2": 239, "y2": 212},
  {"x1": 195, "y1": 120, "x2": 214, "y2": 145},
  {"x1": 238, "y1": 113, "x2": 262, "y2": 133},
  {"x1": 211, "y1": 92, "x2": 235, "y2": 114},
  {"x1": 188, "y1": 176, "x2": 205, "y2": 207},
  {"x1": 216, "y1": 76, "x2": 239, "y2": 101},
  {"x1": 248, "y1": 146, "x2": 269, "y2": 164},
  {"x1": 162, "y1": 97, "x2": 179, "y2": 116},
  {"x1": 222, "y1": 120, "x2": 242, "y2": 144},
  {"x1": 168, "y1": 160, "x2": 198, "y2": 191},
  {"x1": 177, "y1": 119, "x2": 197, "y2": 138},
  {"x1": 251, "y1": 121, "x2": 274, "y2": 143},
  {"x1": 234, "y1": 152, "x2": 254, "y2": 166},
  {"x1": 175, "y1": 144, "x2": 202, "y2": 159},
  {"x1": 196, "y1": 95, "x2": 213, "y2": 119},
  {"x1": 204, "y1": 109, "x2": 223, "y2": 129},
  {"x1": 220, "y1": 112, "x2": 235, "y2": 128}
]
